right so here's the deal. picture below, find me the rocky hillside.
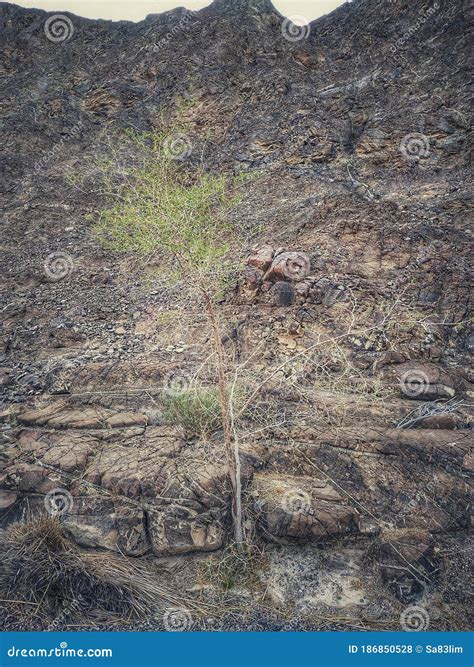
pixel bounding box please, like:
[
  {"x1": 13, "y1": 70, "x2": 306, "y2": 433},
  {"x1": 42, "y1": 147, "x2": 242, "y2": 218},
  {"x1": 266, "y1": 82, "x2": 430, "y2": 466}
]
[{"x1": 0, "y1": 0, "x2": 472, "y2": 631}]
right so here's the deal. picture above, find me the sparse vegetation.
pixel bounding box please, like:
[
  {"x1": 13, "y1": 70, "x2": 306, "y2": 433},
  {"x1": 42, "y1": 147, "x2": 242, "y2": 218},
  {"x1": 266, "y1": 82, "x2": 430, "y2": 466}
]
[
  {"x1": 162, "y1": 385, "x2": 248, "y2": 435},
  {"x1": 201, "y1": 540, "x2": 268, "y2": 594},
  {"x1": 162, "y1": 387, "x2": 223, "y2": 434},
  {"x1": 93, "y1": 128, "x2": 254, "y2": 545},
  {"x1": 92, "y1": 128, "x2": 248, "y2": 294}
]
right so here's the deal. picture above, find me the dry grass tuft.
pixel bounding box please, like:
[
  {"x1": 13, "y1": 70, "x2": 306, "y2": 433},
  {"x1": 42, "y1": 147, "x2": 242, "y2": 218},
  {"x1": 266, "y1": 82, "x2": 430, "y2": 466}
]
[{"x1": 0, "y1": 516, "x2": 170, "y2": 626}]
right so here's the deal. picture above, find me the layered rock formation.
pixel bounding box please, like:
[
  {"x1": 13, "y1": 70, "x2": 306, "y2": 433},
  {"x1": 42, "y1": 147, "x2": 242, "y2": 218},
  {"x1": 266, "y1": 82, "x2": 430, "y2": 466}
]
[{"x1": 0, "y1": 0, "x2": 472, "y2": 630}]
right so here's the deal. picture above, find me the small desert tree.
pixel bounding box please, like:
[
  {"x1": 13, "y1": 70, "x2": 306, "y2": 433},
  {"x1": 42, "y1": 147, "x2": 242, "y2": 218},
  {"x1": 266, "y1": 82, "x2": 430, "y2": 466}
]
[{"x1": 93, "y1": 129, "x2": 250, "y2": 544}]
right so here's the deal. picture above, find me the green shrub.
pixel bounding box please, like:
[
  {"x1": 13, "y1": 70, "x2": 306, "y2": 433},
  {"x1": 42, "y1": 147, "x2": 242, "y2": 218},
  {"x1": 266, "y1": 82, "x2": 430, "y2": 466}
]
[
  {"x1": 91, "y1": 129, "x2": 251, "y2": 295},
  {"x1": 162, "y1": 388, "x2": 223, "y2": 434},
  {"x1": 89, "y1": 127, "x2": 255, "y2": 544}
]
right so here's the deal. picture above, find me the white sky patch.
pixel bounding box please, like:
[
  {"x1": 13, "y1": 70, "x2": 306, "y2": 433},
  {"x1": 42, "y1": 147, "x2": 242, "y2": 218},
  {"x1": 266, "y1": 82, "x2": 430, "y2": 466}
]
[{"x1": 13, "y1": 1, "x2": 346, "y2": 23}]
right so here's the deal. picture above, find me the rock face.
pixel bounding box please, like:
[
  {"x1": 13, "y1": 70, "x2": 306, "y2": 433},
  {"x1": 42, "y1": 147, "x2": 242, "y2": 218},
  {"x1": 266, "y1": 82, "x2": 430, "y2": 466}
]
[
  {"x1": 0, "y1": 0, "x2": 472, "y2": 630},
  {"x1": 253, "y1": 472, "x2": 356, "y2": 542},
  {"x1": 3, "y1": 401, "x2": 235, "y2": 555}
]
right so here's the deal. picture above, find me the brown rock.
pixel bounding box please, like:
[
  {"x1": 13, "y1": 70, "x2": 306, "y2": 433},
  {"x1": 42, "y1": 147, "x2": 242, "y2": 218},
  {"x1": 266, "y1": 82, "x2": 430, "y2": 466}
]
[
  {"x1": 63, "y1": 514, "x2": 120, "y2": 551},
  {"x1": 391, "y1": 363, "x2": 456, "y2": 400},
  {"x1": 105, "y1": 412, "x2": 148, "y2": 428},
  {"x1": 264, "y1": 251, "x2": 311, "y2": 283},
  {"x1": 462, "y1": 451, "x2": 473, "y2": 472},
  {"x1": 376, "y1": 350, "x2": 408, "y2": 368},
  {"x1": 417, "y1": 413, "x2": 462, "y2": 429},
  {"x1": 374, "y1": 529, "x2": 437, "y2": 603},
  {"x1": 2, "y1": 423, "x2": 247, "y2": 557},
  {"x1": 0, "y1": 490, "x2": 17, "y2": 513},
  {"x1": 148, "y1": 508, "x2": 224, "y2": 556},
  {"x1": 248, "y1": 245, "x2": 274, "y2": 271},
  {"x1": 251, "y1": 473, "x2": 356, "y2": 543},
  {"x1": 18, "y1": 401, "x2": 148, "y2": 430},
  {"x1": 7, "y1": 463, "x2": 47, "y2": 492}
]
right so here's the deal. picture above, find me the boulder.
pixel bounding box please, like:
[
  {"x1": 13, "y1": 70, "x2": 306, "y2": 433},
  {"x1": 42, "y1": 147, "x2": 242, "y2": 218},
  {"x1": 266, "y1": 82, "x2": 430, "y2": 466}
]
[
  {"x1": 390, "y1": 363, "x2": 456, "y2": 400},
  {"x1": 263, "y1": 251, "x2": 311, "y2": 283},
  {"x1": 0, "y1": 490, "x2": 17, "y2": 514},
  {"x1": 247, "y1": 245, "x2": 274, "y2": 271},
  {"x1": 251, "y1": 472, "x2": 357, "y2": 543}
]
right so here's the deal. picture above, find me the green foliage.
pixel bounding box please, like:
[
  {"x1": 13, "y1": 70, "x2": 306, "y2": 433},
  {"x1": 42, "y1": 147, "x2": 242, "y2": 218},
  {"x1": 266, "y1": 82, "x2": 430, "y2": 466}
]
[
  {"x1": 162, "y1": 384, "x2": 247, "y2": 435},
  {"x1": 162, "y1": 387, "x2": 223, "y2": 434},
  {"x1": 92, "y1": 129, "x2": 249, "y2": 294}
]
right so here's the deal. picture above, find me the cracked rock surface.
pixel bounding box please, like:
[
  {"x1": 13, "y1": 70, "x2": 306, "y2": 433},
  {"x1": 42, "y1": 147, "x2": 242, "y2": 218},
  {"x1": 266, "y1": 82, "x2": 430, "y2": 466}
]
[{"x1": 1, "y1": 0, "x2": 472, "y2": 630}]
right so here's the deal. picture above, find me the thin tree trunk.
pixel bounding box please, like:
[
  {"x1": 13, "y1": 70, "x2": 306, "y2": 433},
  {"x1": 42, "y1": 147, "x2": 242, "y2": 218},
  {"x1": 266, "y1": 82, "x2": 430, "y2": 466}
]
[{"x1": 202, "y1": 290, "x2": 243, "y2": 546}]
